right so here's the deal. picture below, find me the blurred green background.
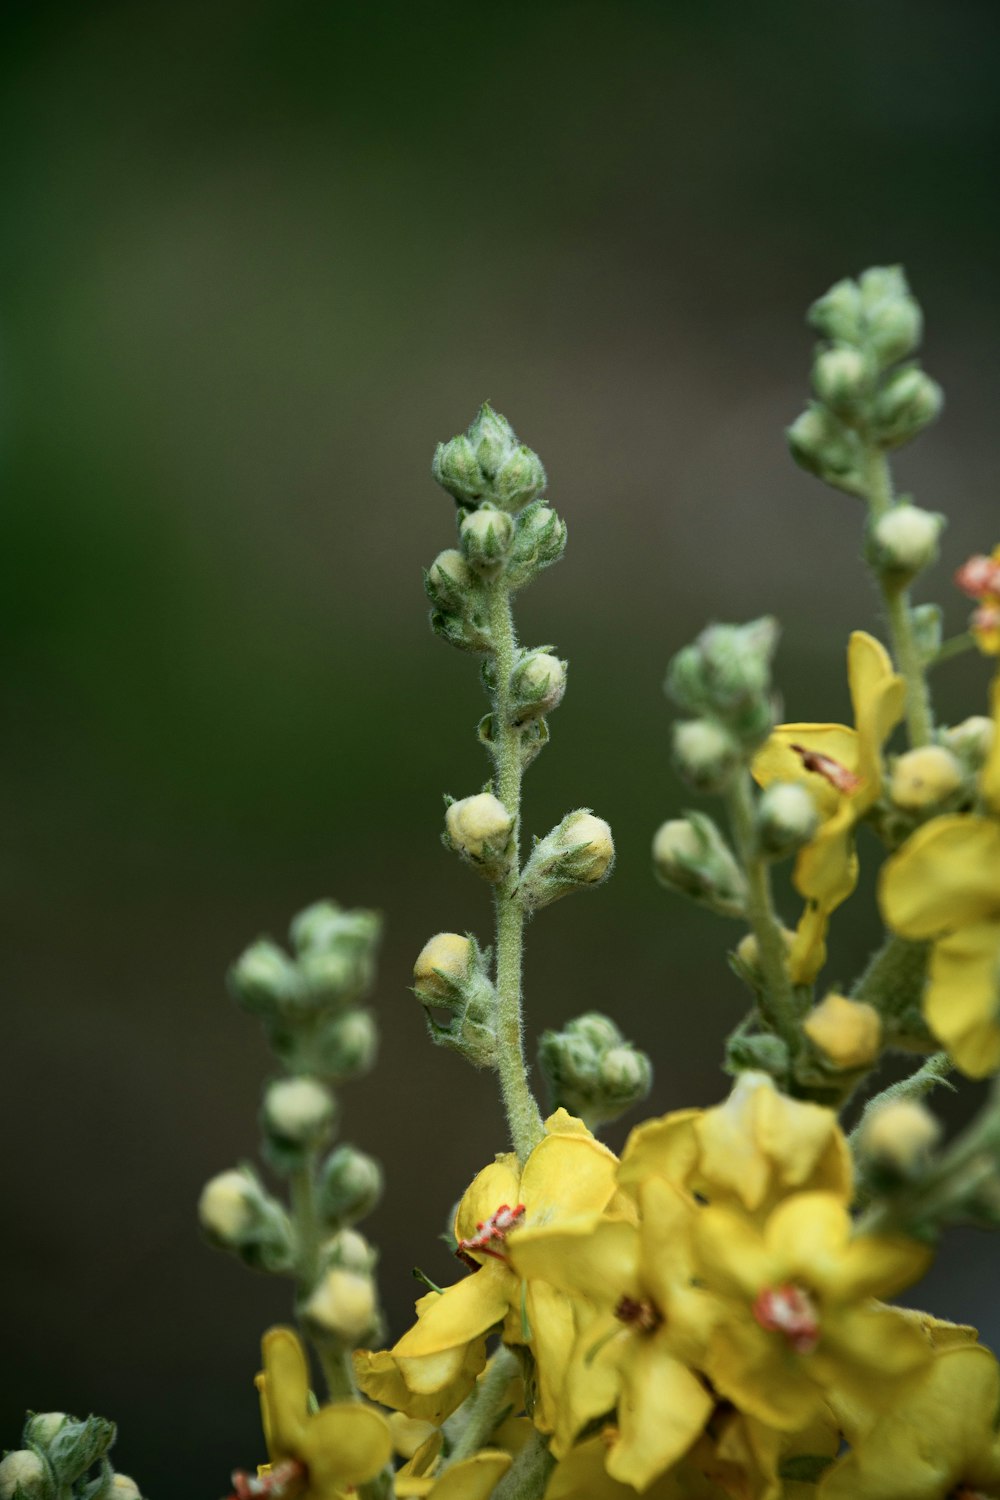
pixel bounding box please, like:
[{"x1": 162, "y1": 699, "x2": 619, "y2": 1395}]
[{"x1": 3, "y1": 0, "x2": 1000, "y2": 1490}]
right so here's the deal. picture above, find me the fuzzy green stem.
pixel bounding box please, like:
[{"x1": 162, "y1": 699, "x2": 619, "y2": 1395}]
[
  {"x1": 487, "y1": 576, "x2": 545, "y2": 1164},
  {"x1": 862, "y1": 447, "x2": 934, "y2": 747},
  {"x1": 290, "y1": 1155, "x2": 359, "y2": 1404},
  {"x1": 492, "y1": 1429, "x2": 555, "y2": 1500},
  {"x1": 444, "y1": 1346, "x2": 520, "y2": 1467},
  {"x1": 727, "y1": 769, "x2": 798, "y2": 1050}
]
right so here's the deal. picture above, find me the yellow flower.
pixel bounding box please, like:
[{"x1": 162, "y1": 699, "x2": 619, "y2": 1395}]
[
  {"x1": 879, "y1": 812, "x2": 1000, "y2": 1077},
  {"x1": 754, "y1": 630, "x2": 905, "y2": 913},
  {"x1": 803, "y1": 993, "x2": 882, "y2": 1070},
  {"x1": 818, "y1": 1345, "x2": 1000, "y2": 1499},
  {"x1": 354, "y1": 1313, "x2": 488, "y2": 1424},
  {"x1": 510, "y1": 1177, "x2": 715, "y2": 1490},
  {"x1": 389, "y1": 1111, "x2": 620, "y2": 1418},
  {"x1": 693, "y1": 1192, "x2": 931, "y2": 1431},
  {"x1": 544, "y1": 1432, "x2": 730, "y2": 1500},
  {"x1": 395, "y1": 1432, "x2": 512, "y2": 1500},
  {"x1": 250, "y1": 1327, "x2": 391, "y2": 1500},
  {"x1": 618, "y1": 1072, "x2": 852, "y2": 1219}
]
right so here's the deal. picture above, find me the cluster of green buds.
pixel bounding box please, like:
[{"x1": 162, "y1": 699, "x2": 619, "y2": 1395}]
[
  {"x1": 787, "y1": 265, "x2": 943, "y2": 498},
  {"x1": 0, "y1": 1413, "x2": 142, "y2": 1500},
  {"x1": 200, "y1": 898, "x2": 385, "y2": 1355},
  {"x1": 538, "y1": 1013, "x2": 652, "y2": 1130},
  {"x1": 667, "y1": 616, "x2": 781, "y2": 787}
]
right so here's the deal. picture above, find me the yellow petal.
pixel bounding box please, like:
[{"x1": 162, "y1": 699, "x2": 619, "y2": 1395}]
[
  {"x1": 695, "y1": 1205, "x2": 778, "y2": 1299},
  {"x1": 455, "y1": 1158, "x2": 522, "y2": 1246},
  {"x1": 617, "y1": 1111, "x2": 701, "y2": 1198},
  {"x1": 925, "y1": 922, "x2": 1000, "y2": 1078},
  {"x1": 300, "y1": 1403, "x2": 392, "y2": 1492},
  {"x1": 879, "y1": 815, "x2": 1000, "y2": 938},
  {"x1": 705, "y1": 1317, "x2": 819, "y2": 1430},
  {"x1": 519, "y1": 1131, "x2": 618, "y2": 1224},
  {"x1": 426, "y1": 1452, "x2": 512, "y2": 1500},
  {"x1": 260, "y1": 1326, "x2": 310, "y2": 1458},
  {"x1": 509, "y1": 1217, "x2": 642, "y2": 1304},
  {"x1": 848, "y1": 631, "x2": 906, "y2": 794},
  {"x1": 606, "y1": 1337, "x2": 713, "y2": 1490},
  {"x1": 788, "y1": 901, "x2": 830, "y2": 986},
  {"x1": 392, "y1": 1263, "x2": 512, "y2": 1363},
  {"x1": 545, "y1": 1435, "x2": 635, "y2": 1500},
  {"x1": 762, "y1": 1193, "x2": 851, "y2": 1285},
  {"x1": 525, "y1": 1281, "x2": 577, "y2": 1434},
  {"x1": 822, "y1": 1233, "x2": 931, "y2": 1303},
  {"x1": 354, "y1": 1339, "x2": 487, "y2": 1424},
  {"x1": 793, "y1": 801, "x2": 859, "y2": 909},
  {"x1": 753, "y1": 725, "x2": 857, "y2": 818},
  {"x1": 543, "y1": 1107, "x2": 593, "y2": 1136}
]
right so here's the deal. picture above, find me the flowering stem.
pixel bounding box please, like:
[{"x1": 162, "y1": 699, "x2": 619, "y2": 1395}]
[
  {"x1": 443, "y1": 1345, "x2": 520, "y2": 1466},
  {"x1": 290, "y1": 1154, "x2": 358, "y2": 1403},
  {"x1": 862, "y1": 446, "x2": 934, "y2": 747},
  {"x1": 486, "y1": 575, "x2": 545, "y2": 1164},
  {"x1": 491, "y1": 1428, "x2": 555, "y2": 1500},
  {"x1": 727, "y1": 769, "x2": 798, "y2": 1051}
]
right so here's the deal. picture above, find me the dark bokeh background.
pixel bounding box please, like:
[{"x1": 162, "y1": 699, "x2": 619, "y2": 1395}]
[{"x1": 3, "y1": 0, "x2": 1000, "y2": 1490}]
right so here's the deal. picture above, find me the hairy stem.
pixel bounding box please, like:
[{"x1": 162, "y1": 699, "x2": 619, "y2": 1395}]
[
  {"x1": 727, "y1": 769, "x2": 798, "y2": 1049},
  {"x1": 487, "y1": 576, "x2": 545, "y2": 1163},
  {"x1": 862, "y1": 446, "x2": 934, "y2": 747},
  {"x1": 444, "y1": 1345, "x2": 520, "y2": 1467},
  {"x1": 290, "y1": 1154, "x2": 358, "y2": 1403},
  {"x1": 492, "y1": 1429, "x2": 555, "y2": 1500}
]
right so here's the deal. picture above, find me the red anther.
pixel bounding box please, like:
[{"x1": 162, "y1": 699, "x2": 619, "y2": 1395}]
[
  {"x1": 614, "y1": 1294, "x2": 663, "y2": 1333},
  {"x1": 752, "y1": 1283, "x2": 820, "y2": 1355},
  {"x1": 456, "y1": 1203, "x2": 527, "y2": 1263},
  {"x1": 955, "y1": 555, "x2": 1000, "y2": 601},
  {"x1": 228, "y1": 1460, "x2": 307, "y2": 1500},
  {"x1": 789, "y1": 744, "x2": 863, "y2": 797}
]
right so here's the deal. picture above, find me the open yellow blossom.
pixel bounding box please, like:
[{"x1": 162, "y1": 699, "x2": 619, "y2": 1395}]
[
  {"x1": 388, "y1": 1110, "x2": 620, "y2": 1417},
  {"x1": 880, "y1": 812, "x2": 1000, "y2": 1077},
  {"x1": 395, "y1": 1431, "x2": 512, "y2": 1500},
  {"x1": 250, "y1": 1327, "x2": 391, "y2": 1500},
  {"x1": 819, "y1": 1345, "x2": 1000, "y2": 1499},
  {"x1": 694, "y1": 1191, "x2": 931, "y2": 1431},
  {"x1": 618, "y1": 1072, "x2": 852, "y2": 1219},
  {"x1": 754, "y1": 630, "x2": 905, "y2": 913},
  {"x1": 510, "y1": 1177, "x2": 715, "y2": 1490}
]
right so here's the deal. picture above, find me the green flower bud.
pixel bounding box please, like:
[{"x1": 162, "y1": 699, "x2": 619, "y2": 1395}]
[
  {"x1": 228, "y1": 940, "x2": 300, "y2": 1016},
  {"x1": 520, "y1": 810, "x2": 614, "y2": 911},
  {"x1": 808, "y1": 277, "x2": 863, "y2": 343},
  {"x1": 652, "y1": 813, "x2": 747, "y2": 919},
  {"x1": 318, "y1": 1009, "x2": 379, "y2": 1080},
  {"x1": 538, "y1": 1011, "x2": 651, "y2": 1128},
  {"x1": 493, "y1": 444, "x2": 547, "y2": 513},
  {"x1": 755, "y1": 782, "x2": 820, "y2": 858},
  {"x1": 0, "y1": 1452, "x2": 49, "y2": 1500},
  {"x1": 940, "y1": 715, "x2": 995, "y2": 769},
  {"x1": 23, "y1": 1416, "x2": 67, "y2": 1450},
  {"x1": 506, "y1": 502, "x2": 568, "y2": 589},
  {"x1": 725, "y1": 1033, "x2": 790, "y2": 1079},
  {"x1": 811, "y1": 346, "x2": 870, "y2": 414},
  {"x1": 425, "y1": 548, "x2": 474, "y2": 610},
  {"x1": 321, "y1": 1227, "x2": 376, "y2": 1274},
  {"x1": 459, "y1": 505, "x2": 515, "y2": 571},
  {"x1": 297, "y1": 948, "x2": 368, "y2": 1011},
  {"x1": 666, "y1": 618, "x2": 779, "y2": 748},
  {"x1": 261, "y1": 1077, "x2": 337, "y2": 1171},
  {"x1": 786, "y1": 402, "x2": 865, "y2": 496},
  {"x1": 889, "y1": 746, "x2": 963, "y2": 811},
  {"x1": 46, "y1": 1417, "x2": 116, "y2": 1488},
  {"x1": 870, "y1": 504, "x2": 944, "y2": 579},
  {"x1": 304, "y1": 1267, "x2": 378, "y2": 1345},
  {"x1": 198, "y1": 1168, "x2": 293, "y2": 1271},
  {"x1": 318, "y1": 1145, "x2": 384, "y2": 1226},
  {"x1": 468, "y1": 403, "x2": 517, "y2": 480},
  {"x1": 859, "y1": 266, "x2": 923, "y2": 366},
  {"x1": 872, "y1": 366, "x2": 943, "y2": 449},
  {"x1": 432, "y1": 433, "x2": 487, "y2": 505},
  {"x1": 290, "y1": 901, "x2": 381, "y2": 958},
  {"x1": 444, "y1": 793, "x2": 514, "y2": 877},
  {"x1": 510, "y1": 650, "x2": 567, "y2": 725},
  {"x1": 672, "y1": 718, "x2": 741, "y2": 791}
]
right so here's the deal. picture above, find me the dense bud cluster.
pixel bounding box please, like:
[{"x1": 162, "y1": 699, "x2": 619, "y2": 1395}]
[{"x1": 538, "y1": 1012, "x2": 652, "y2": 1128}]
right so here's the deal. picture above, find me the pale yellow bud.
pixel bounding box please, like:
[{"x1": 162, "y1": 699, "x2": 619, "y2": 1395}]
[
  {"x1": 736, "y1": 927, "x2": 795, "y2": 974},
  {"x1": 389, "y1": 1413, "x2": 437, "y2": 1460},
  {"x1": 890, "y1": 745, "x2": 963, "y2": 810},
  {"x1": 198, "y1": 1170, "x2": 256, "y2": 1243},
  {"x1": 804, "y1": 993, "x2": 881, "y2": 1069},
  {"x1": 263, "y1": 1077, "x2": 335, "y2": 1144},
  {"x1": 305, "y1": 1267, "x2": 377, "y2": 1343},
  {"x1": 941, "y1": 716, "x2": 995, "y2": 764},
  {"x1": 323, "y1": 1227, "x2": 374, "y2": 1273},
  {"x1": 872, "y1": 504, "x2": 943, "y2": 574},
  {"x1": 863, "y1": 1099, "x2": 941, "y2": 1172},
  {"x1": 428, "y1": 548, "x2": 471, "y2": 592},
  {"x1": 445, "y1": 793, "x2": 513, "y2": 858},
  {"x1": 558, "y1": 812, "x2": 614, "y2": 882},
  {"x1": 413, "y1": 932, "x2": 472, "y2": 1000},
  {"x1": 0, "y1": 1452, "x2": 46, "y2": 1500},
  {"x1": 111, "y1": 1478, "x2": 142, "y2": 1499}
]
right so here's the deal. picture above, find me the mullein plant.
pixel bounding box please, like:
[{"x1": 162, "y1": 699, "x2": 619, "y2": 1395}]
[{"x1": 9, "y1": 268, "x2": 1000, "y2": 1500}]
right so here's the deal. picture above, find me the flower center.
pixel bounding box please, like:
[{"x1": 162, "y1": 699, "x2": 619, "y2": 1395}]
[
  {"x1": 229, "y1": 1459, "x2": 308, "y2": 1500},
  {"x1": 790, "y1": 744, "x2": 863, "y2": 796},
  {"x1": 457, "y1": 1202, "x2": 526, "y2": 1264},
  {"x1": 752, "y1": 1283, "x2": 820, "y2": 1354},
  {"x1": 615, "y1": 1294, "x2": 663, "y2": 1334}
]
